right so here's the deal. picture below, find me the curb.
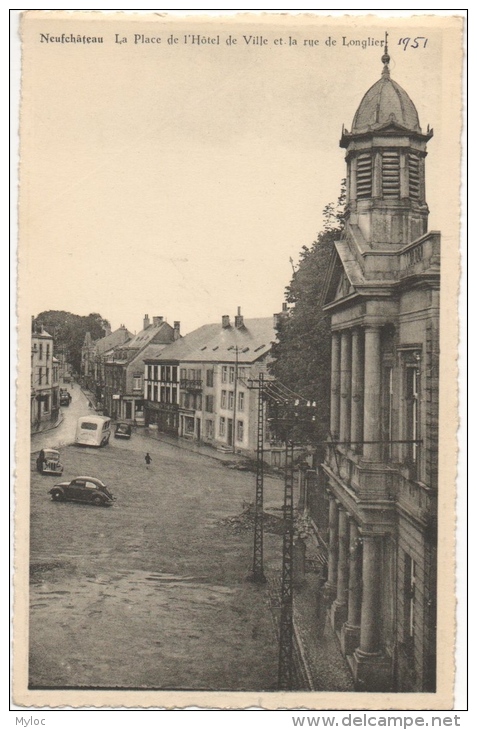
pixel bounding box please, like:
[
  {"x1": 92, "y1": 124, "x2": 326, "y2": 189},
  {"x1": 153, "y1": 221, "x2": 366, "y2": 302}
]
[{"x1": 31, "y1": 412, "x2": 64, "y2": 436}]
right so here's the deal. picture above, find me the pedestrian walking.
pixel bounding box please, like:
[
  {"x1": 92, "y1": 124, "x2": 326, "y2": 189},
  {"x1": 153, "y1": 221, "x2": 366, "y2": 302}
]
[{"x1": 145, "y1": 452, "x2": 152, "y2": 469}]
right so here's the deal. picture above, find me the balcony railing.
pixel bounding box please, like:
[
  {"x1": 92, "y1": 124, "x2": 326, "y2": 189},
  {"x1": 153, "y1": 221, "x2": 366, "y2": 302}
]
[{"x1": 180, "y1": 378, "x2": 202, "y2": 391}]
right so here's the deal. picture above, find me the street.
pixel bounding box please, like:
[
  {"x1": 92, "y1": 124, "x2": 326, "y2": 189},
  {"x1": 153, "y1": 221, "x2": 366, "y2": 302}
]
[{"x1": 29, "y1": 389, "x2": 282, "y2": 690}]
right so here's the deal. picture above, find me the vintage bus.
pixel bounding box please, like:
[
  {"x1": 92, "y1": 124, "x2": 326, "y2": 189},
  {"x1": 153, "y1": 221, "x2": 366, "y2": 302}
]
[{"x1": 75, "y1": 415, "x2": 111, "y2": 447}]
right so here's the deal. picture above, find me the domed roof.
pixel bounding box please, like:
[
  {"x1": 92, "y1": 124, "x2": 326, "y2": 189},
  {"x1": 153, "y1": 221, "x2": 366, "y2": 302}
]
[{"x1": 351, "y1": 63, "x2": 421, "y2": 134}]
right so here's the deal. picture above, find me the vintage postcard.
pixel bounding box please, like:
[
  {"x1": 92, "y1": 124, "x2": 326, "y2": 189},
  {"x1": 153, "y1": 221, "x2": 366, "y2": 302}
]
[{"x1": 14, "y1": 11, "x2": 464, "y2": 710}]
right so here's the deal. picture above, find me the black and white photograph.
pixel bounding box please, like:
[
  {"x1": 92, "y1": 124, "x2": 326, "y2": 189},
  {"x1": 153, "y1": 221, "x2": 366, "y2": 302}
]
[{"x1": 13, "y1": 10, "x2": 464, "y2": 712}]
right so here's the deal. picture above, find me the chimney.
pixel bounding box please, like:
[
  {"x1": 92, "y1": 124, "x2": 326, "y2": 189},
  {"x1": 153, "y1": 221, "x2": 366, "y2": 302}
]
[
  {"x1": 234, "y1": 306, "x2": 244, "y2": 329},
  {"x1": 104, "y1": 323, "x2": 111, "y2": 337},
  {"x1": 273, "y1": 303, "x2": 289, "y2": 328},
  {"x1": 173, "y1": 321, "x2": 181, "y2": 340},
  {"x1": 143, "y1": 314, "x2": 150, "y2": 330},
  {"x1": 222, "y1": 315, "x2": 230, "y2": 328},
  {"x1": 152, "y1": 316, "x2": 164, "y2": 326}
]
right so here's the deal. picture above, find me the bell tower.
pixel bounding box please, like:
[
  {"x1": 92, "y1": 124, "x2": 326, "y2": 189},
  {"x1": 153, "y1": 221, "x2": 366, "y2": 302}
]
[{"x1": 340, "y1": 38, "x2": 433, "y2": 247}]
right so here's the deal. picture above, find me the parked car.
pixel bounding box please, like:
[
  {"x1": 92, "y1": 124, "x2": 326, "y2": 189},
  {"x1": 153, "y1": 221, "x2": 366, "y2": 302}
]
[
  {"x1": 37, "y1": 448, "x2": 63, "y2": 475},
  {"x1": 48, "y1": 476, "x2": 116, "y2": 506},
  {"x1": 114, "y1": 422, "x2": 132, "y2": 439}
]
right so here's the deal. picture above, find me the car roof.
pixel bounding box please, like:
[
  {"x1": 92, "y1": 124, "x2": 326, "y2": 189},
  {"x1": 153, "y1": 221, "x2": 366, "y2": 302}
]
[{"x1": 73, "y1": 476, "x2": 106, "y2": 485}]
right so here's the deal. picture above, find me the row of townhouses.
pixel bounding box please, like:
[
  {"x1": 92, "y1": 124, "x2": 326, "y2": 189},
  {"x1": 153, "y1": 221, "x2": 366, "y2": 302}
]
[{"x1": 81, "y1": 308, "x2": 288, "y2": 462}]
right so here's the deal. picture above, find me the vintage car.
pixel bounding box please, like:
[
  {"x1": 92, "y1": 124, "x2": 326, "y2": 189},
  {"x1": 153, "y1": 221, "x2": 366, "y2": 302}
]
[
  {"x1": 49, "y1": 476, "x2": 116, "y2": 506},
  {"x1": 114, "y1": 422, "x2": 132, "y2": 439},
  {"x1": 59, "y1": 388, "x2": 71, "y2": 406},
  {"x1": 36, "y1": 448, "x2": 63, "y2": 475}
]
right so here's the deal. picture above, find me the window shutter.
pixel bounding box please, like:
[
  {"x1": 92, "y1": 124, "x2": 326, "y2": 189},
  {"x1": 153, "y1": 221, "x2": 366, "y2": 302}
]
[
  {"x1": 356, "y1": 154, "x2": 372, "y2": 199},
  {"x1": 408, "y1": 152, "x2": 420, "y2": 200},
  {"x1": 382, "y1": 150, "x2": 400, "y2": 198}
]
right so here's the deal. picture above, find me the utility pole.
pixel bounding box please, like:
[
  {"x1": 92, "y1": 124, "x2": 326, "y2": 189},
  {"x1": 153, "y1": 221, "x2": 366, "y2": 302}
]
[
  {"x1": 247, "y1": 371, "x2": 266, "y2": 583},
  {"x1": 278, "y1": 437, "x2": 294, "y2": 689},
  {"x1": 232, "y1": 345, "x2": 239, "y2": 455}
]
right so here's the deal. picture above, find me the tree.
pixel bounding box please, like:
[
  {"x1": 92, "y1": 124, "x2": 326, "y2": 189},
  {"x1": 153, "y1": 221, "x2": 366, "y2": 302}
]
[
  {"x1": 34, "y1": 310, "x2": 110, "y2": 374},
  {"x1": 269, "y1": 183, "x2": 345, "y2": 442}
]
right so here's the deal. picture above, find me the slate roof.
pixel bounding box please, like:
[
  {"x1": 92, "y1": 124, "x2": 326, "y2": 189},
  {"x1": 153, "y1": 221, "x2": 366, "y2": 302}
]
[{"x1": 145, "y1": 318, "x2": 276, "y2": 365}]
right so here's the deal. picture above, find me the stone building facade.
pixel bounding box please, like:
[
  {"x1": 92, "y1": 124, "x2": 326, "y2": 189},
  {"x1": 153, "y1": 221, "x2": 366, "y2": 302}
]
[{"x1": 319, "y1": 50, "x2": 439, "y2": 692}]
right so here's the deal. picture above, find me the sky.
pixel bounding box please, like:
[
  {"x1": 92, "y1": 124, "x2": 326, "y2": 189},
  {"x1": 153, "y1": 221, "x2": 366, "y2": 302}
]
[{"x1": 18, "y1": 11, "x2": 455, "y2": 336}]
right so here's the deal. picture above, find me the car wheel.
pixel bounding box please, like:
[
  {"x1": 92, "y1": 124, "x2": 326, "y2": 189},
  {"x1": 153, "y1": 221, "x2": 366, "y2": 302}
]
[
  {"x1": 51, "y1": 490, "x2": 64, "y2": 501},
  {"x1": 91, "y1": 495, "x2": 103, "y2": 506}
]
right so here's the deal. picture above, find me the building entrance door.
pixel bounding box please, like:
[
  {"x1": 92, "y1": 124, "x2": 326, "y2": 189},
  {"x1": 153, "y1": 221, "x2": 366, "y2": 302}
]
[
  {"x1": 227, "y1": 418, "x2": 233, "y2": 446},
  {"x1": 196, "y1": 417, "x2": 201, "y2": 442},
  {"x1": 125, "y1": 401, "x2": 132, "y2": 420}
]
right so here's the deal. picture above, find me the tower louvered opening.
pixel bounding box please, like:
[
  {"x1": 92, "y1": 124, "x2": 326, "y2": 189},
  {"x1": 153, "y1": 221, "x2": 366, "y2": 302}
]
[
  {"x1": 382, "y1": 151, "x2": 400, "y2": 198},
  {"x1": 356, "y1": 154, "x2": 372, "y2": 199},
  {"x1": 408, "y1": 152, "x2": 420, "y2": 200}
]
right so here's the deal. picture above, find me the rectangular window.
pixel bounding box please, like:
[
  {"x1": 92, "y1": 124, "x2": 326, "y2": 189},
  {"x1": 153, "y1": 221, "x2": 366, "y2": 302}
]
[
  {"x1": 172, "y1": 366, "x2": 178, "y2": 383},
  {"x1": 153, "y1": 365, "x2": 158, "y2": 381},
  {"x1": 219, "y1": 416, "x2": 225, "y2": 437},
  {"x1": 356, "y1": 153, "x2": 372, "y2": 199},
  {"x1": 38, "y1": 367, "x2": 42, "y2": 386},
  {"x1": 405, "y1": 366, "x2": 420, "y2": 464},
  {"x1": 221, "y1": 390, "x2": 227, "y2": 409},
  {"x1": 39, "y1": 343, "x2": 43, "y2": 360},
  {"x1": 154, "y1": 384, "x2": 159, "y2": 402},
  {"x1": 133, "y1": 377, "x2": 142, "y2": 391},
  {"x1": 196, "y1": 394, "x2": 202, "y2": 411},
  {"x1": 238, "y1": 391, "x2": 244, "y2": 411},
  {"x1": 229, "y1": 367, "x2": 235, "y2": 384},
  {"x1": 180, "y1": 368, "x2": 187, "y2": 381},
  {"x1": 171, "y1": 387, "x2": 177, "y2": 404},
  {"x1": 165, "y1": 366, "x2": 171, "y2": 382},
  {"x1": 403, "y1": 553, "x2": 417, "y2": 659},
  {"x1": 383, "y1": 367, "x2": 393, "y2": 461},
  {"x1": 237, "y1": 420, "x2": 244, "y2": 441},
  {"x1": 46, "y1": 343, "x2": 50, "y2": 360},
  {"x1": 238, "y1": 366, "x2": 246, "y2": 380},
  {"x1": 147, "y1": 384, "x2": 152, "y2": 400},
  {"x1": 206, "y1": 369, "x2": 214, "y2": 387},
  {"x1": 205, "y1": 395, "x2": 214, "y2": 413},
  {"x1": 221, "y1": 366, "x2": 227, "y2": 383},
  {"x1": 228, "y1": 391, "x2": 234, "y2": 410},
  {"x1": 382, "y1": 150, "x2": 400, "y2": 199},
  {"x1": 45, "y1": 368, "x2": 49, "y2": 384}
]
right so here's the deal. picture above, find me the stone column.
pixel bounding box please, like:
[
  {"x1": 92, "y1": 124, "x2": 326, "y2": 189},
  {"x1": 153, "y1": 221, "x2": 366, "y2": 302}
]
[
  {"x1": 324, "y1": 497, "x2": 339, "y2": 603},
  {"x1": 342, "y1": 520, "x2": 361, "y2": 655},
  {"x1": 363, "y1": 326, "x2": 381, "y2": 461},
  {"x1": 331, "y1": 506, "x2": 350, "y2": 632},
  {"x1": 358, "y1": 534, "x2": 381, "y2": 655},
  {"x1": 350, "y1": 328, "x2": 364, "y2": 451},
  {"x1": 339, "y1": 331, "x2": 352, "y2": 444},
  {"x1": 330, "y1": 331, "x2": 341, "y2": 439},
  {"x1": 351, "y1": 534, "x2": 392, "y2": 691}
]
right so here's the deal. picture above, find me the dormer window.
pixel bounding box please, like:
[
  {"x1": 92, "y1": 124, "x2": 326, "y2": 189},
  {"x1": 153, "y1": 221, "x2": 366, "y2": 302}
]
[{"x1": 356, "y1": 153, "x2": 372, "y2": 199}]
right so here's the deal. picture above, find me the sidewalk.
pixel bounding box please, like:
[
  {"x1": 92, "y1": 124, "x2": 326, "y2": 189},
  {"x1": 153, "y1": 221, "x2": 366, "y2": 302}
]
[
  {"x1": 30, "y1": 412, "x2": 63, "y2": 435},
  {"x1": 267, "y1": 556, "x2": 354, "y2": 691}
]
